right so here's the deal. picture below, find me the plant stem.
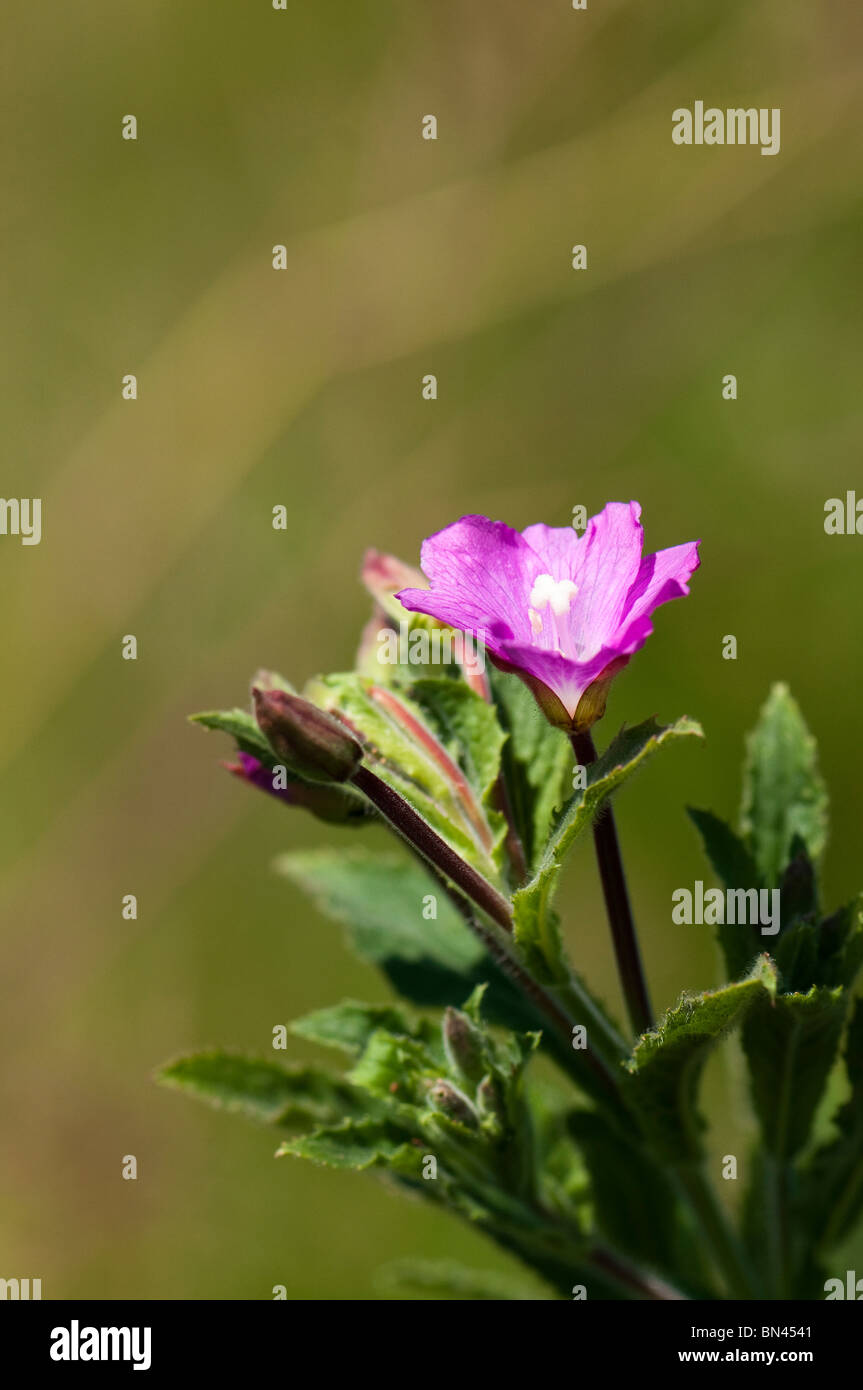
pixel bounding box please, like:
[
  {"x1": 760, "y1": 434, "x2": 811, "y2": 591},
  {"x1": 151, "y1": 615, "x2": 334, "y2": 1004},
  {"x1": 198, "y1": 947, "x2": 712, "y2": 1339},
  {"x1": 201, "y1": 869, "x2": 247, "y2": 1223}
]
[
  {"x1": 676, "y1": 1164, "x2": 758, "y2": 1299},
  {"x1": 570, "y1": 729, "x2": 653, "y2": 1037},
  {"x1": 435, "y1": 874, "x2": 623, "y2": 1100},
  {"x1": 351, "y1": 765, "x2": 513, "y2": 932},
  {"x1": 351, "y1": 765, "x2": 623, "y2": 1098},
  {"x1": 588, "y1": 1241, "x2": 689, "y2": 1301}
]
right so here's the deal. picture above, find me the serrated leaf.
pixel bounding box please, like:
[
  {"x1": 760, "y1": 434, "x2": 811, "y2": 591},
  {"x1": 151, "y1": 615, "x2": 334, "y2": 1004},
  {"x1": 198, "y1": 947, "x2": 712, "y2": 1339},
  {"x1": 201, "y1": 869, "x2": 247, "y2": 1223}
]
[
  {"x1": 540, "y1": 716, "x2": 702, "y2": 882},
  {"x1": 156, "y1": 1052, "x2": 367, "y2": 1128},
  {"x1": 291, "y1": 1000, "x2": 437, "y2": 1057},
  {"x1": 275, "y1": 847, "x2": 559, "y2": 1047},
  {"x1": 566, "y1": 1109, "x2": 689, "y2": 1279},
  {"x1": 623, "y1": 956, "x2": 777, "y2": 1162},
  {"x1": 687, "y1": 808, "x2": 762, "y2": 892},
  {"x1": 740, "y1": 684, "x2": 828, "y2": 887},
  {"x1": 407, "y1": 676, "x2": 505, "y2": 807},
  {"x1": 510, "y1": 717, "x2": 699, "y2": 1061},
  {"x1": 686, "y1": 808, "x2": 765, "y2": 979},
  {"x1": 803, "y1": 1001, "x2": 863, "y2": 1249},
  {"x1": 278, "y1": 1118, "x2": 424, "y2": 1174},
  {"x1": 815, "y1": 896, "x2": 863, "y2": 992},
  {"x1": 742, "y1": 984, "x2": 848, "y2": 1158},
  {"x1": 519, "y1": 717, "x2": 702, "y2": 960},
  {"x1": 277, "y1": 848, "x2": 482, "y2": 973},
  {"x1": 347, "y1": 1028, "x2": 437, "y2": 1105},
  {"x1": 489, "y1": 668, "x2": 573, "y2": 873}
]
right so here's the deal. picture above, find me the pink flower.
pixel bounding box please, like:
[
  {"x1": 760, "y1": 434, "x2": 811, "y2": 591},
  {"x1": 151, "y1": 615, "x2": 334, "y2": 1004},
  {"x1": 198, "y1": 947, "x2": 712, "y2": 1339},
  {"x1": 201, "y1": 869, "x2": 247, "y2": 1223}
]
[{"x1": 396, "y1": 503, "x2": 700, "y2": 730}]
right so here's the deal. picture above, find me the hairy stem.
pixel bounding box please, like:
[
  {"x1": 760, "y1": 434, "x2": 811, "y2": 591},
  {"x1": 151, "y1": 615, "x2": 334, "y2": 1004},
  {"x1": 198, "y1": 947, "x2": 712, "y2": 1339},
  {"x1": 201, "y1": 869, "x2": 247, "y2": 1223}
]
[
  {"x1": 433, "y1": 873, "x2": 623, "y2": 1100},
  {"x1": 570, "y1": 729, "x2": 653, "y2": 1037},
  {"x1": 351, "y1": 766, "x2": 622, "y2": 1097},
  {"x1": 351, "y1": 765, "x2": 512, "y2": 932}
]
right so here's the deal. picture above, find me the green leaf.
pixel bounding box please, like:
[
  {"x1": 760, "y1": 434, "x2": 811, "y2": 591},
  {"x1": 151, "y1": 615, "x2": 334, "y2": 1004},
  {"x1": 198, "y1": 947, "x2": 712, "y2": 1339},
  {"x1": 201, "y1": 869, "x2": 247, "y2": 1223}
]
[
  {"x1": 542, "y1": 715, "x2": 703, "y2": 875},
  {"x1": 191, "y1": 708, "x2": 276, "y2": 766},
  {"x1": 407, "y1": 676, "x2": 505, "y2": 809},
  {"x1": 278, "y1": 1118, "x2": 424, "y2": 1174},
  {"x1": 566, "y1": 1109, "x2": 685, "y2": 1276},
  {"x1": 307, "y1": 673, "x2": 506, "y2": 884},
  {"x1": 767, "y1": 897, "x2": 863, "y2": 996},
  {"x1": 275, "y1": 847, "x2": 552, "y2": 1043},
  {"x1": 740, "y1": 684, "x2": 828, "y2": 887},
  {"x1": 778, "y1": 836, "x2": 819, "y2": 926},
  {"x1": 814, "y1": 896, "x2": 863, "y2": 993},
  {"x1": 276, "y1": 848, "x2": 482, "y2": 976},
  {"x1": 686, "y1": 808, "x2": 764, "y2": 979},
  {"x1": 378, "y1": 1258, "x2": 552, "y2": 1300},
  {"x1": 622, "y1": 956, "x2": 777, "y2": 1162},
  {"x1": 742, "y1": 985, "x2": 848, "y2": 1158},
  {"x1": 489, "y1": 668, "x2": 573, "y2": 873},
  {"x1": 803, "y1": 1001, "x2": 863, "y2": 1249},
  {"x1": 155, "y1": 1052, "x2": 367, "y2": 1129},
  {"x1": 687, "y1": 808, "x2": 762, "y2": 893},
  {"x1": 521, "y1": 716, "x2": 702, "y2": 952},
  {"x1": 291, "y1": 1000, "x2": 437, "y2": 1057},
  {"x1": 347, "y1": 1028, "x2": 438, "y2": 1105},
  {"x1": 510, "y1": 717, "x2": 700, "y2": 1059}
]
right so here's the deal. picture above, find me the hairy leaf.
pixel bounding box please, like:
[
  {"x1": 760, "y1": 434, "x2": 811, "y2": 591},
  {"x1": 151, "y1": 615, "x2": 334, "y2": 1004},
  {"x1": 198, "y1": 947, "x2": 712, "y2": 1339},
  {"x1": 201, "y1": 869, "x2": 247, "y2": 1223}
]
[
  {"x1": 308, "y1": 673, "x2": 507, "y2": 883},
  {"x1": 291, "y1": 1000, "x2": 438, "y2": 1057},
  {"x1": 623, "y1": 956, "x2": 777, "y2": 1162},
  {"x1": 740, "y1": 684, "x2": 828, "y2": 887},
  {"x1": 156, "y1": 1052, "x2": 366, "y2": 1129},
  {"x1": 802, "y1": 1001, "x2": 863, "y2": 1249},
  {"x1": 743, "y1": 985, "x2": 848, "y2": 1159}
]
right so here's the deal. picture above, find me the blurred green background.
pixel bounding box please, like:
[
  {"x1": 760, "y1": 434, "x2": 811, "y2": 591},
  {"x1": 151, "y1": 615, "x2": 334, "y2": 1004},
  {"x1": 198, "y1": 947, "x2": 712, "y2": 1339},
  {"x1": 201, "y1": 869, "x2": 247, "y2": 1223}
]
[{"x1": 1, "y1": 0, "x2": 862, "y2": 1298}]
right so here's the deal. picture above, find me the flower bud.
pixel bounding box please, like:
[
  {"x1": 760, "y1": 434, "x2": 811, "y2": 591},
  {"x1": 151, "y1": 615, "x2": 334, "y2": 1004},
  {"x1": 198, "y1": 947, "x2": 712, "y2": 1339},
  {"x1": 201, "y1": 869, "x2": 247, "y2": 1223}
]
[
  {"x1": 428, "y1": 1079, "x2": 478, "y2": 1129},
  {"x1": 226, "y1": 753, "x2": 372, "y2": 824},
  {"x1": 442, "y1": 1007, "x2": 486, "y2": 1085},
  {"x1": 252, "y1": 688, "x2": 363, "y2": 784}
]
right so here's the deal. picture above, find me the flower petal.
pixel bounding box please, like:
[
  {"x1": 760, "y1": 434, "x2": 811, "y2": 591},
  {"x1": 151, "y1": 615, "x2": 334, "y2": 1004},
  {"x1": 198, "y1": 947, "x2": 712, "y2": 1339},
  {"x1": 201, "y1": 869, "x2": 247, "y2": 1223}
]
[
  {"x1": 520, "y1": 523, "x2": 580, "y2": 581},
  {"x1": 396, "y1": 514, "x2": 544, "y2": 652},
  {"x1": 622, "y1": 540, "x2": 701, "y2": 627},
  {"x1": 566, "y1": 501, "x2": 645, "y2": 658}
]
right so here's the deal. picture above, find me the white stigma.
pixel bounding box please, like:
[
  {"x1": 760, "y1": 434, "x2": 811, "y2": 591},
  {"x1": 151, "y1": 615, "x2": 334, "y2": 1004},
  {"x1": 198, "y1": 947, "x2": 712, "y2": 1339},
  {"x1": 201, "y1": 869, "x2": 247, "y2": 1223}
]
[{"x1": 529, "y1": 573, "x2": 578, "y2": 617}]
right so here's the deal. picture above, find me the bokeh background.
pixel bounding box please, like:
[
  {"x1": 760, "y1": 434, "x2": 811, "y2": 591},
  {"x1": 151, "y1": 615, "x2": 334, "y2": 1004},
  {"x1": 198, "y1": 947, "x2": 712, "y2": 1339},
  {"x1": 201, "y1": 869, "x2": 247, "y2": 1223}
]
[{"x1": 2, "y1": 0, "x2": 862, "y2": 1298}]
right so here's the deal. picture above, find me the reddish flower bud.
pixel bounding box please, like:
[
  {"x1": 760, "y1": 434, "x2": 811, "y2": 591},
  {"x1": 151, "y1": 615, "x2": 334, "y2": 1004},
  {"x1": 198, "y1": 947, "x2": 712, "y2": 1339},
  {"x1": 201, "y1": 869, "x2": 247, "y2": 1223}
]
[{"x1": 252, "y1": 688, "x2": 363, "y2": 784}]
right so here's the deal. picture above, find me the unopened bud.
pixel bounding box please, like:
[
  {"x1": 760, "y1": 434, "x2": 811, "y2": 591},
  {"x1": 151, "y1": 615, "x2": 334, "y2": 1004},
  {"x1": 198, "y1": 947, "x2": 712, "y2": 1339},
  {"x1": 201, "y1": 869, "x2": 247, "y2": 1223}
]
[
  {"x1": 252, "y1": 688, "x2": 363, "y2": 784},
  {"x1": 428, "y1": 1079, "x2": 478, "y2": 1129},
  {"x1": 226, "y1": 753, "x2": 372, "y2": 824},
  {"x1": 442, "y1": 1007, "x2": 486, "y2": 1085}
]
